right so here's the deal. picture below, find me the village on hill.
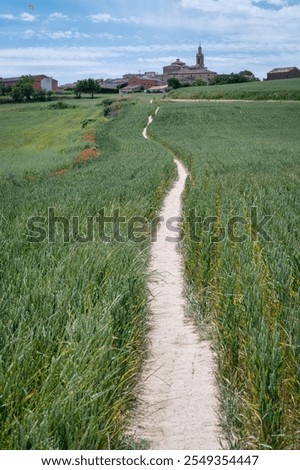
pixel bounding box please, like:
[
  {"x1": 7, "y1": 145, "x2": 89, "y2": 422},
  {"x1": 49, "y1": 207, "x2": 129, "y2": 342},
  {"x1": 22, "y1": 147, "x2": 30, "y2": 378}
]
[{"x1": 1, "y1": 44, "x2": 300, "y2": 97}]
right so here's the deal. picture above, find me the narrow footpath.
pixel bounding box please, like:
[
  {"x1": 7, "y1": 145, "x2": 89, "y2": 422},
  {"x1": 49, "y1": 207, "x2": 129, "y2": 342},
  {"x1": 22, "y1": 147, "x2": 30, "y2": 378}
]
[{"x1": 129, "y1": 107, "x2": 221, "y2": 450}]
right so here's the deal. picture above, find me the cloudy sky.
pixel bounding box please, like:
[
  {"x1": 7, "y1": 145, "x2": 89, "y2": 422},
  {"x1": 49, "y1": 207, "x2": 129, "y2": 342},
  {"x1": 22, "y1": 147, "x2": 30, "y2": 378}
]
[{"x1": 1, "y1": 0, "x2": 300, "y2": 84}]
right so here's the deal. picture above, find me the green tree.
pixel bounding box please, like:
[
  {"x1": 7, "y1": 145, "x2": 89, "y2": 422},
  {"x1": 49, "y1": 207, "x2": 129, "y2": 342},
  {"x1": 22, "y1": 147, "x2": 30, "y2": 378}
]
[
  {"x1": 210, "y1": 71, "x2": 259, "y2": 86},
  {"x1": 192, "y1": 78, "x2": 207, "y2": 87},
  {"x1": 167, "y1": 77, "x2": 181, "y2": 89},
  {"x1": 0, "y1": 80, "x2": 5, "y2": 96},
  {"x1": 74, "y1": 78, "x2": 101, "y2": 99},
  {"x1": 11, "y1": 87, "x2": 24, "y2": 103},
  {"x1": 239, "y1": 70, "x2": 259, "y2": 82},
  {"x1": 86, "y1": 78, "x2": 101, "y2": 98},
  {"x1": 46, "y1": 91, "x2": 54, "y2": 101},
  {"x1": 34, "y1": 90, "x2": 47, "y2": 102},
  {"x1": 11, "y1": 75, "x2": 35, "y2": 102},
  {"x1": 74, "y1": 81, "x2": 83, "y2": 99},
  {"x1": 0, "y1": 81, "x2": 11, "y2": 96}
]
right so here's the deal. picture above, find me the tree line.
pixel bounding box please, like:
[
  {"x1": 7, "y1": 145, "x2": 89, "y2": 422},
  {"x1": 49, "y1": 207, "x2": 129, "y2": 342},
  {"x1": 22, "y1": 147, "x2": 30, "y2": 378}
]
[
  {"x1": 168, "y1": 70, "x2": 259, "y2": 89},
  {"x1": 0, "y1": 76, "x2": 54, "y2": 103},
  {"x1": 1, "y1": 71, "x2": 260, "y2": 103},
  {"x1": 0, "y1": 76, "x2": 103, "y2": 103}
]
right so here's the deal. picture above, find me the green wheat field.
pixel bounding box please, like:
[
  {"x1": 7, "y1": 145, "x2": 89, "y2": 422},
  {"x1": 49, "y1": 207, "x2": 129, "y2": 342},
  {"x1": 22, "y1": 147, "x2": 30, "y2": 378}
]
[{"x1": 0, "y1": 80, "x2": 299, "y2": 450}]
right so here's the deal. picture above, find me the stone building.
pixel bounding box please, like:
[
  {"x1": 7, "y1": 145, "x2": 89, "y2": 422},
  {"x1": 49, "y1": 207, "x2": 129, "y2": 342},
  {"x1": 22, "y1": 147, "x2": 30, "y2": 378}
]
[
  {"x1": 267, "y1": 67, "x2": 300, "y2": 80},
  {"x1": 2, "y1": 74, "x2": 58, "y2": 91},
  {"x1": 126, "y1": 75, "x2": 165, "y2": 90},
  {"x1": 163, "y1": 45, "x2": 217, "y2": 84}
]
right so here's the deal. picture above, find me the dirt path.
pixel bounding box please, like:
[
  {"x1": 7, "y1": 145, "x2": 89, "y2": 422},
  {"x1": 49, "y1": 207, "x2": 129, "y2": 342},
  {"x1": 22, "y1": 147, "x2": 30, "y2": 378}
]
[
  {"x1": 130, "y1": 109, "x2": 221, "y2": 450},
  {"x1": 142, "y1": 115, "x2": 153, "y2": 139}
]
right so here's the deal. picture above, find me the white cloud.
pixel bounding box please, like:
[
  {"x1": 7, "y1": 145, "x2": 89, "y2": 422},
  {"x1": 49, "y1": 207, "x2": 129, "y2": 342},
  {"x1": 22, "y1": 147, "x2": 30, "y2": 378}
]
[
  {"x1": 0, "y1": 45, "x2": 195, "y2": 60},
  {"x1": 0, "y1": 14, "x2": 15, "y2": 20},
  {"x1": 87, "y1": 2, "x2": 300, "y2": 39},
  {"x1": 0, "y1": 42, "x2": 299, "y2": 83},
  {"x1": 255, "y1": 0, "x2": 286, "y2": 5},
  {"x1": 90, "y1": 13, "x2": 116, "y2": 22},
  {"x1": 97, "y1": 33, "x2": 124, "y2": 40},
  {"x1": 0, "y1": 46, "x2": 119, "y2": 63},
  {"x1": 180, "y1": 0, "x2": 299, "y2": 16},
  {"x1": 21, "y1": 29, "x2": 91, "y2": 40},
  {"x1": 48, "y1": 31, "x2": 73, "y2": 39},
  {"x1": 0, "y1": 45, "x2": 130, "y2": 82},
  {"x1": 137, "y1": 56, "x2": 181, "y2": 65},
  {"x1": 47, "y1": 30, "x2": 90, "y2": 39},
  {"x1": 180, "y1": 0, "x2": 253, "y2": 14},
  {"x1": 1, "y1": 1, "x2": 300, "y2": 83},
  {"x1": 20, "y1": 12, "x2": 37, "y2": 22},
  {"x1": 89, "y1": 12, "x2": 141, "y2": 24},
  {"x1": 0, "y1": 12, "x2": 38, "y2": 22},
  {"x1": 178, "y1": 0, "x2": 300, "y2": 21},
  {"x1": 22, "y1": 29, "x2": 35, "y2": 39},
  {"x1": 20, "y1": 29, "x2": 123, "y2": 41},
  {"x1": 175, "y1": 0, "x2": 300, "y2": 47},
  {"x1": 48, "y1": 12, "x2": 69, "y2": 21}
]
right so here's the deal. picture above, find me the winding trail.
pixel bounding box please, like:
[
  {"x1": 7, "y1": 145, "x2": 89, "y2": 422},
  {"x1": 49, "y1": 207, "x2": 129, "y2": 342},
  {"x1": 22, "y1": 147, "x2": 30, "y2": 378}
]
[
  {"x1": 130, "y1": 108, "x2": 221, "y2": 449},
  {"x1": 142, "y1": 115, "x2": 153, "y2": 140}
]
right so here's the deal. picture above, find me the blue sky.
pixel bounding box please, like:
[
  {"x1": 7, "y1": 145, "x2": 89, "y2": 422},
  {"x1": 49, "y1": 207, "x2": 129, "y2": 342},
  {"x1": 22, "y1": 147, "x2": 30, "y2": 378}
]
[{"x1": 1, "y1": 0, "x2": 300, "y2": 84}]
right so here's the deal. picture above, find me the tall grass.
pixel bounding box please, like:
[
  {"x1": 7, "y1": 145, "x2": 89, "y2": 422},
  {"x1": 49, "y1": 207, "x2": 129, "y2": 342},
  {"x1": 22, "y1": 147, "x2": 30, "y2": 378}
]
[
  {"x1": 0, "y1": 99, "x2": 175, "y2": 449},
  {"x1": 0, "y1": 101, "x2": 99, "y2": 176},
  {"x1": 168, "y1": 77, "x2": 300, "y2": 101},
  {"x1": 150, "y1": 101, "x2": 300, "y2": 449}
]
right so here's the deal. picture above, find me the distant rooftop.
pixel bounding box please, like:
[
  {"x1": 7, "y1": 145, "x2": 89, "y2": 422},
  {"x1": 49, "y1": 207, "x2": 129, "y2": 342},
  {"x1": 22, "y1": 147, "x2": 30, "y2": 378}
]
[
  {"x1": 268, "y1": 67, "x2": 299, "y2": 73},
  {"x1": 2, "y1": 74, "x2": 51, "y2": 83},
  {"x1": 3, "y1": 76, "x2": 22, "y2": 82}
]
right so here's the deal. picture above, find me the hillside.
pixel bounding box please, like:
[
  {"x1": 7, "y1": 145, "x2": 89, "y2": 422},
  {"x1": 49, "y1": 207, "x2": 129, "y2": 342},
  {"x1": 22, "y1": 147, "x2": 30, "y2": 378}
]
[{"x1": 167, "y1": 77, "x2": 300, "y2": 100}]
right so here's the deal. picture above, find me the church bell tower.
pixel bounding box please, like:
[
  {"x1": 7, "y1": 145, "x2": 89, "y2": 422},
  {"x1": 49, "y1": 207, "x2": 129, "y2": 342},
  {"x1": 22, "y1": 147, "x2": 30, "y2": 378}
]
[{"x1": 196, "y1": 44, "x2": 204, "y2": 67}]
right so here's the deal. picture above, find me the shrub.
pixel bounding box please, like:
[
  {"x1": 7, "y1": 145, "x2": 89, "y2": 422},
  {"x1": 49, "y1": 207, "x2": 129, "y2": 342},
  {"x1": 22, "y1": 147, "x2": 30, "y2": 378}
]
[{"x1": 48, "y1": 101, "x2": 77, "y2": 110}]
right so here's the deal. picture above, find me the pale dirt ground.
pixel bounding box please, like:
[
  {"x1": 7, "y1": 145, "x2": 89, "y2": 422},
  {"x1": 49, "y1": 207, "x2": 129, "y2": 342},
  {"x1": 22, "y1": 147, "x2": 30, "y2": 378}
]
[
  {"x1": 128, "y1": 108, "x2": 221, "y2": 450},
  {"x1": 142, "y1": 115, "x2": 153, "y2": 139}
]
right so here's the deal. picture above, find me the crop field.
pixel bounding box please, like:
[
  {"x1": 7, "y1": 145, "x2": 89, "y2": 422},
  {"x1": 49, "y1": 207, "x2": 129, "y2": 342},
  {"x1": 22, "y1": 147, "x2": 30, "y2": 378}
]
[
  {"x1": 0, "y1": 98, "x2": 174, "y2": 449},
  {"x1": 150, "y1": 101, "x2": 300, "y2": 449},
  {"x1": 0, "y1": 97, "x2": 141, "y2": 177},
  {"x1": 167, "y1": 77, "x2": 300, "y2": 100},
  {"x1": 1, "y1": 95, "x2": 299, "y2": 451}
]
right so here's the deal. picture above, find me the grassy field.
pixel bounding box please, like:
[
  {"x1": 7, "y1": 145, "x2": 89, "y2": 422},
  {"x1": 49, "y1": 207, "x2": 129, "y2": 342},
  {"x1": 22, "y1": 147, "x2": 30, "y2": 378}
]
[
  {"x1": 0, "y1": 98, "x2": 174, "y2": 449},
  {"x1": 167, "y1": 77, "x2": 300, "y2": 100},
  {"x1": 1, "y1": 94, "x2": 299, "y2": 450},
  {"x1": 0, "y1": 98, "x2": 124, "y2": 177},
  {"x1": 150, "y1": 101, "x2": 300, "y2": 449}
]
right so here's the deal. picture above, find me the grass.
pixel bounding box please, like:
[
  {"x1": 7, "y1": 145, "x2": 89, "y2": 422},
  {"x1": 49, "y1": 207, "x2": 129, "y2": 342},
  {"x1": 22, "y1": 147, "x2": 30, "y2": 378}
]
[
  {"x1": 0, "y1": 98, "x2": 175, "y2": 449},
  {"x1": 167, "y1": 77, "x2": 300, "y2": 100},
  {"x1": 150, "y1": 101, "x2": 300, "y2": 449},
  {"x1": 0, "y1": 99, "x2": 110, "y2": 177},
  {"x1": 2, "y1": 93, "x2": 299, "y2": 450}
]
